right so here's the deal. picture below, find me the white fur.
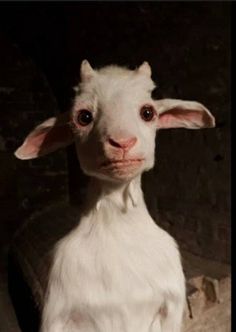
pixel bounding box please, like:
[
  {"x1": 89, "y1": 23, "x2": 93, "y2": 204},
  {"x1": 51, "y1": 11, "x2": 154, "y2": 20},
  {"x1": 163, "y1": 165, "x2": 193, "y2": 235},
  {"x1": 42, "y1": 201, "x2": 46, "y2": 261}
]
[
  {"x1": 41, "y1": 178, "x2": 185, "y2": 332},
  {"x1": 15, "y1": 60, "x2": 215, "y2": 332}
]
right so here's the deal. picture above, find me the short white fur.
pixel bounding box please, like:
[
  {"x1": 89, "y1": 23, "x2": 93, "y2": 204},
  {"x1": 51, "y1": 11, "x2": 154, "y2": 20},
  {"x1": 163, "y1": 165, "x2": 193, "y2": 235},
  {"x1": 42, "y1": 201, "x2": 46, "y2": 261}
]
[{"x1": 15, "y1": 60, "x2": 215, "y2": 332}]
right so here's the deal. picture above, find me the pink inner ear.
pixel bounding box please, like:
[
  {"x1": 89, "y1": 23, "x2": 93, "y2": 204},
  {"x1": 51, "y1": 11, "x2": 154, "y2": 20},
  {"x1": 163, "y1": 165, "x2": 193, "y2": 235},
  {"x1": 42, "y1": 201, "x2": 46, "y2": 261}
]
[
  {"x1": 17, "y1": 125, "x2": 74, "y2": 159},
  {"x1": 158, "y1": 108, "x2": 210, "y2": 129}
]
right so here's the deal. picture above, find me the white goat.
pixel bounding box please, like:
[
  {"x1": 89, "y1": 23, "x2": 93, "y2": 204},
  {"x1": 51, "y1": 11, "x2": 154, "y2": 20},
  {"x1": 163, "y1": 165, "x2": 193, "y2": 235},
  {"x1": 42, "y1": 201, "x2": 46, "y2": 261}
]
[{"x1": 15, "y1": 60, "x2": 215, "y2": 332}]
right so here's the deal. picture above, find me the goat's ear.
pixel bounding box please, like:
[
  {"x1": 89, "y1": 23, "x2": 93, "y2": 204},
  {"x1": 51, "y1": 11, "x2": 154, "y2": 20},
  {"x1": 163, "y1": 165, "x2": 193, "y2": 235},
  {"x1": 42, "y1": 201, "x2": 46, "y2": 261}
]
[
  {"x1": 155, "y1": 99, "x2": 215, "y2": 129},
  {"x1": 14, "y1": 111, "x2": 74, "y2": 160}
]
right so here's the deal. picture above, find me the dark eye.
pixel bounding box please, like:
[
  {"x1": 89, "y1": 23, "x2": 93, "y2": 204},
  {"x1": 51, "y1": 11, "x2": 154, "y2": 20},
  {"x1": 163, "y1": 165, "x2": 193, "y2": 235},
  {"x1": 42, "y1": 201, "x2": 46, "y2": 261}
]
[
  {"x1": 76, "y1": 109, "x2": 93, "y2": 126},
  {"x1": 140, "y1": 105, "x2": 156, "y2": 122}
]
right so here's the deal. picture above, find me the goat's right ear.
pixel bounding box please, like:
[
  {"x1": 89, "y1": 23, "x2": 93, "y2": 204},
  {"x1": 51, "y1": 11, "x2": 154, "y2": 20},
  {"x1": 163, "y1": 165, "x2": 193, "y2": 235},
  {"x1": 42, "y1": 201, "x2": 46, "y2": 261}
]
[{"x1": 14, "y1": 111, "x2": 74, "y2": 160}]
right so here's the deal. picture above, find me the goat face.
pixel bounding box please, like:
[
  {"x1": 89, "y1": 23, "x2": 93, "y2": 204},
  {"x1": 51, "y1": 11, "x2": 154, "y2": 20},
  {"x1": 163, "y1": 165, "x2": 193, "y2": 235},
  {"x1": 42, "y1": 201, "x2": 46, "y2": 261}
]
[
  {"x1": 14, "y1": 60, "x2": 215, "y2": 185},
  {"x1": 71, "y1": 61, "x2": 158, "y2": 183}
]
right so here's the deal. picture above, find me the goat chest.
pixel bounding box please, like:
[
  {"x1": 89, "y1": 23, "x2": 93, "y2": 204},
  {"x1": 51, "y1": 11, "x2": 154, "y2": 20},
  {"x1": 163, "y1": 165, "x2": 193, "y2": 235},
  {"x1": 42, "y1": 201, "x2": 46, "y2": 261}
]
[{"x1": 48, "y1": 203, "x2": 185, "y2": 332}]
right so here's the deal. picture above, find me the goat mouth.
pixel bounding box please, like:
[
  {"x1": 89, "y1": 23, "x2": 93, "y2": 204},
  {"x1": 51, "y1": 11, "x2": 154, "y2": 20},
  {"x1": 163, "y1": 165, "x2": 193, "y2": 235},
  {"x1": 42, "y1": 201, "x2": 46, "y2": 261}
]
[{"x1": 100, "y1": 158, "x2": 144, "y2": 170}]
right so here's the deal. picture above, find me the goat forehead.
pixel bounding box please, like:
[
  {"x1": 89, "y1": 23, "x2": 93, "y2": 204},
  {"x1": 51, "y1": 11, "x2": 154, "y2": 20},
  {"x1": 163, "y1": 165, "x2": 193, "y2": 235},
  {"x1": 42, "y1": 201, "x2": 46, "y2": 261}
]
[
  {"x1": 96, "y1": 74, "x2": 154, "y2": 101},
  {"x1": 79, "y1": 68, "x2": 155, "y2": 104},
  {"x1": 94, "y1": 87, "x2": 153, "y2": 126}
]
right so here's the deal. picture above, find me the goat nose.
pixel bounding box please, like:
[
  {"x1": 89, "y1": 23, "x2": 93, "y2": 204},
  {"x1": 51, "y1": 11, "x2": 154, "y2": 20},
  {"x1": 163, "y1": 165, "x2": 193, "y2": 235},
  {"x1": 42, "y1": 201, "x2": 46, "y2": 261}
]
[{"x1": 108, "y1": 137, "x2": 137, "y2": 151}]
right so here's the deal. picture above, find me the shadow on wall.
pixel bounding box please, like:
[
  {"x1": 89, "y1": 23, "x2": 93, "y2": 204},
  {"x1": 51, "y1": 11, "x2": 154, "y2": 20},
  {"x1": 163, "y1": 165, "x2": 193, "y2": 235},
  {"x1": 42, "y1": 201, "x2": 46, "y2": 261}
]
[{"x1": 0, "y1": 2, "x2": 230, "y2": 263}]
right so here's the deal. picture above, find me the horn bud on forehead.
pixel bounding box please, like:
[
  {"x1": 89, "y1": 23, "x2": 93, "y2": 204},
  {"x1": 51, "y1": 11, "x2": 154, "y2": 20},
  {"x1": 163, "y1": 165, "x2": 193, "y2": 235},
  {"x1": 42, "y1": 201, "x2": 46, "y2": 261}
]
[
  {"x1": 137, "y1": 61, "x2": 152, "y2": 77},
  {"x1": 80, "y1": 59, "x2": 95, "y2": 82}
]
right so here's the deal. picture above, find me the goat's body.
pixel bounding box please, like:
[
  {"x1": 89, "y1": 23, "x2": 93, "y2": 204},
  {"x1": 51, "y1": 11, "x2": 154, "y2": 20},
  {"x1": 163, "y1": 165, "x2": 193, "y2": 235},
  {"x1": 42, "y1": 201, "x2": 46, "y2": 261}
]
[
  {"x1": 16, "y1": 61, "x2": 214, "y2": 332},
  {"x1": 41, "y1": 181, "x2": 185, "y2": 332}
]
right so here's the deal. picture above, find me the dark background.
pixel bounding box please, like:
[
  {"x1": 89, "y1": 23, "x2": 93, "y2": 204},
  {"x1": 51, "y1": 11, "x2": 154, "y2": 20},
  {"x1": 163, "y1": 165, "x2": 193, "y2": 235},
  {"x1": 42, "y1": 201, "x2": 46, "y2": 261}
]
[{"x1": 0, "y1": 1, "x2": 230, "y2": 271}]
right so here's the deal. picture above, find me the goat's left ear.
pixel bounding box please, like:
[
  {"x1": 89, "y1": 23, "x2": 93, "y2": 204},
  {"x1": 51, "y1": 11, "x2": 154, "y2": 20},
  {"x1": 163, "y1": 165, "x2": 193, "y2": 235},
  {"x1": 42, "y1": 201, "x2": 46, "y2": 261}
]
[
  {"x1": 155, "y1": 99, "x2": 215, "y2": 129},
  {"x1": 14, "y1": 111, "x2": 74, "y2": 160}
]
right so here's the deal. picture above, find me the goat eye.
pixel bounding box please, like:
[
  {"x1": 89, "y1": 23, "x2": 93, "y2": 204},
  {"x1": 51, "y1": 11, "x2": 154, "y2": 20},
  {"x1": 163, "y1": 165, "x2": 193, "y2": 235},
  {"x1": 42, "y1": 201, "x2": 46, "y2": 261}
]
[
  {"x1": 76, "y1": 110, "x2": 93, "y2": 126},
  {"x1": 140, "y1": 105, "x2": 155, "y2": 122}
]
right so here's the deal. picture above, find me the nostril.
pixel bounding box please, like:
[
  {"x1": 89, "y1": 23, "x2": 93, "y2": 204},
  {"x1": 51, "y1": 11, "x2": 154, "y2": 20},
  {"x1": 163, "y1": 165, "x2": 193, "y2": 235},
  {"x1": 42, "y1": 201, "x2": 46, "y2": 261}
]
[
  {"x1": 125, "y1": 137, "x2": 137, "y2": 149},
  {"x1": 108, "y1": 137, "x2": 137, "y2": 150},
  {"x1": 108, "y1": 138, "x2": 123, "y2": 148}
]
